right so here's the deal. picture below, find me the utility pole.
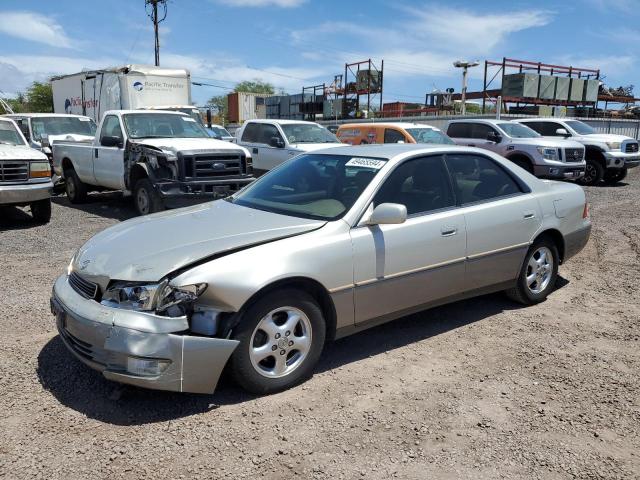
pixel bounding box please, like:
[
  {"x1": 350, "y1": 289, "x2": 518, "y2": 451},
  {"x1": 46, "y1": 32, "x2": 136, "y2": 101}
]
[
  {"x1": 145, "y1": 0, "x2": 168, "y2": 66},
  {"x1": 453, "y1": 60, "x2": 479, "y2": 115}
]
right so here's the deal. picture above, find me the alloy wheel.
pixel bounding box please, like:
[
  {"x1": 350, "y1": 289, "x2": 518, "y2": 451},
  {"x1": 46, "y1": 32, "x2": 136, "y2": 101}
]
[
  {"x1": 526, "y1": 246, "x2": 553, "y2": 294},
  {"x1": 249, "y1": 307, "x2": 312, "y2": 378},
  {"x1": 136, "y1": 187, "x2": 150, "y2": 214},
  {"x1": 583, "y1": 164, "x2": 597, "y2": 184}
]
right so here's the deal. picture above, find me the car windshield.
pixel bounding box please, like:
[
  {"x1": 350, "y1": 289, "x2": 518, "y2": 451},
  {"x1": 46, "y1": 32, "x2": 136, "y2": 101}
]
[
  {"x1": 497, "y1": 122, "x2": 540, "y2": 138},
  {"x1": 30, "y1": 116, "x2": 97, "y2": 141},
  {"x1": 280, "y1": 124, "x2": 340, "y2": 144},
  {"x1": 229, "y1": 153, "x2": 386, "y2": 220},
  {"x1": 565, "y1": 120, "x2": 597, "y2": 135},
  {"x1": 405, "y1": 128, "x2": 455, "y2": 144},
  {"x1": 209, "y1": 126, "x2": 231, "y2": 139},
  {"x1": 123, "y1": 113, "x2": 210, "y2": 139},
  {"x1": 0, "y1": 121, "x2": 26, "y2": 146}
]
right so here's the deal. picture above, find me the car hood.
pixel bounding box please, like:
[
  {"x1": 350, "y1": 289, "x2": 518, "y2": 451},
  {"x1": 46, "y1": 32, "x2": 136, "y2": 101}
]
[
  {"x1": 573, "y1": 133, "x2": 634, "y2": 144},
  {"x1": 0, "y1": 144, "x2": 48, "y2": 160},
  {"x1": 289, "y1": 142, "x2": 344, "y2": 152},
  {"x1": 135, "y1": 137, "x2": 251, "y2": 156},
  {"x1": 73, "y1": 200, "x2": 325, "y2": 282},
  {"x1": 514, "y1": 138, "x2": 584, "y2": 148}
]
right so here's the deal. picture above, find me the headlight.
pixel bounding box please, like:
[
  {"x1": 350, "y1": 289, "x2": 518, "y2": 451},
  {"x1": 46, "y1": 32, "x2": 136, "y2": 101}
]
[
  {"x1": 30, "y1": 162, "x2": 51, "y2": 178},
  {"x1": 536, "y1": 147, "x2": 560, "y2": 160},
  {"x1": 101, "y1": 281, "x2": 207, "y2": 316},
  {"x1": 605, "y1": 142, "x2": 621, "y2": 150}
]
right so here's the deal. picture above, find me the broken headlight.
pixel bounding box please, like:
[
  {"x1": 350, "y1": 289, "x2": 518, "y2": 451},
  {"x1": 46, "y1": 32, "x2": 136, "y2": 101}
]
[{"x1": 101, "y1": 281, "x2": 207, "y2": 315}]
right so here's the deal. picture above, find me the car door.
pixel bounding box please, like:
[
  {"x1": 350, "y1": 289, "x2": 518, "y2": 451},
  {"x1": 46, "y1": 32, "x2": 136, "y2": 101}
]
[
  {"x1": 238, "y1": 122, "x2": 262, "y2": 172},
  {"x1": 350, "y1": 155, "x2": 467, "y2": 324},
  {"x1": 256, "y1": 123, "x2": 290, "y2": 171},
  {"x1": 444, "y1": 152, "x2": 542, "y2": 290},
  {"x1": 383, "y1": 128, "x2": 406, "y2": 144},
  {"x1": 93, "y1": 114, "x2": 125, "y2": 189}
]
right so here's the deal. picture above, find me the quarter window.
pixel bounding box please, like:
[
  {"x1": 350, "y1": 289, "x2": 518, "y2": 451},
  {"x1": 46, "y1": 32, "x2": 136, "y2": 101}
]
[
  {"x1": 445, "y1": 154, "x2": 521, "y2": 204},
  {"x1": 374, "y1": 155, "x2": 455, "y2": 215},
  {"x1": 384, "y1": 128, "x2": 406, "y2": 143}
]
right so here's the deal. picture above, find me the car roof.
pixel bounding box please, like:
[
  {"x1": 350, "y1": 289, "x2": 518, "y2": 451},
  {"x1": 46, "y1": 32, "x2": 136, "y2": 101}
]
[
  {"x1": 338, "y1": 122, "x2": 438, "y2": 129},
  {"x1": 513, "y1": 118, "x2": 568, "y2": 122},
  {"x1": 3, "y1": 113, "x2": 93, "y2": 119},
  {"x1": 105, "y1": 110, "x2": 188, "y2": 116},
  {"x1": 310, "y1": 143, "x2": 474, "y2": 159},
  {"x1": 244, "y1": 119, "x2": 319, "y2": 125},
  {"x1": 448, "y1": 118, "x2": 516, "y2": 126}
]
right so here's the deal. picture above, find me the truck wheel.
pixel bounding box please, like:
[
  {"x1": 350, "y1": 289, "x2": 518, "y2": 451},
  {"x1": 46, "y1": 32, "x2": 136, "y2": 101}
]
[
  {"x1": 506, "y1": 237, "x2": 559, "y2": 305},
  {"x1": 511, "y1": 157, "x2": 533, "y2": 174},
  {"x1": 65, "y1": 169, "x2": 87, "y2": 203},
  {"x1": 603, "y1": 167, "x2": 627, "y2": 184},
  {"x1": 133, "y1": 178, "x2": 163, "y2": 215},
  {"x1": 579, "y1": 160, "x2": 604, "y2": 186},
  {"x1": 30, "y1": 198, "x2": 52, "y2": 223},
  {"x1": 228, "y1": 289, "x2": 326, "y2": 394}
]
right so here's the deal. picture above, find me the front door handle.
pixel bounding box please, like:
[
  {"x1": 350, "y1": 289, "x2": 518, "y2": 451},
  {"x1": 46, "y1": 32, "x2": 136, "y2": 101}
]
[
  {"x1": 94, "y1": 148, "x2": 99, "y2": 158},
  {"x1": 441, "y1": 226, "x2": 458, "y2": 237},
  {"x1": 252, "y1": 147, "x2": 258, "y2": 154},
  {"x1": 523, "y1": 211, "x2": 536, "y2": 219}
]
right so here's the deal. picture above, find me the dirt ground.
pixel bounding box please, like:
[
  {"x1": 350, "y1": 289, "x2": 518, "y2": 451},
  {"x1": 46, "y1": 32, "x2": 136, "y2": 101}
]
[{"x1": 0, "y1": 171, "x2": 638, "y2": 480}]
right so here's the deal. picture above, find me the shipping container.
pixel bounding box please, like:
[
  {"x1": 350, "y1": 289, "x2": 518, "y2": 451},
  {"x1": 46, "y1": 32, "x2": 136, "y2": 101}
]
[
  {"x1": 227, "y1": 92, "x2": 274, "y2": 123},
  {"x1": 502, "y1": 73, "x2": 540, "y2": 98}
]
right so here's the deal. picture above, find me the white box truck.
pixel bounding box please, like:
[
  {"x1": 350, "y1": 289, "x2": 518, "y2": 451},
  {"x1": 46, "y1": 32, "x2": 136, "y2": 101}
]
[{"x1": 51, "y1": 64, "x2": 202, "y2": 123}]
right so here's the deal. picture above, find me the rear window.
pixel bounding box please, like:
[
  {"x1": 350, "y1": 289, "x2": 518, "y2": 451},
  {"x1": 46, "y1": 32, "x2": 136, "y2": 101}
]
[{"x1": 447, "y1": 123, "x2": 472, "y2": 138}]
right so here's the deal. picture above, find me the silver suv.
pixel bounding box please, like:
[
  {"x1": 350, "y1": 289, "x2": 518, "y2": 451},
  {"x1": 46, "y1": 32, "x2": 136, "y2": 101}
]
[
  {"x1": 447, "y1": 119, "x2": 585, "y2": 180},
  {"x1": 513, "y1": 118, "x2": 640, "y2": 185}
]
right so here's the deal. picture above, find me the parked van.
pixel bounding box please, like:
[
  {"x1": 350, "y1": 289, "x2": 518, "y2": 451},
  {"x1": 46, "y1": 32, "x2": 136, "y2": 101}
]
[{"x1": 336, "y1": 122, "x2": 453, "y2": 145}]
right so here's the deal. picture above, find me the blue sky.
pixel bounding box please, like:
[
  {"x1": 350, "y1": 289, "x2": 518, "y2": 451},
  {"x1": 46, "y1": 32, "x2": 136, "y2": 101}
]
[{"x1": 0, "y1": 0, "x2": 638, "y2": 106}]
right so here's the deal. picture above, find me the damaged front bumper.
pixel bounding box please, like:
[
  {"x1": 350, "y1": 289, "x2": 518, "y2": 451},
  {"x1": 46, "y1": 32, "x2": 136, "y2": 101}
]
[
  {"x1": 155, "y1": 177, "x2": 255, "y2": 208},
  {"x1": 50, "y1": 274, "x2": 239, "y2": 394}
]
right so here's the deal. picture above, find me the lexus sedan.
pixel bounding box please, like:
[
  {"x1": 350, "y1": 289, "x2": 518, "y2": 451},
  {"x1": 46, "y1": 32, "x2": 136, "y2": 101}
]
[{"x1": 51, "y1": 144, "x2": 591, "y2": 394}]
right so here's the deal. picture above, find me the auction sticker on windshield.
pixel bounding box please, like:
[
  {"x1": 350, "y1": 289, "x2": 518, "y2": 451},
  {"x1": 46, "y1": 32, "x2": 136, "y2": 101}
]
[{"x1": 345, "y1": 158, "x2": 387, "y2": 169}]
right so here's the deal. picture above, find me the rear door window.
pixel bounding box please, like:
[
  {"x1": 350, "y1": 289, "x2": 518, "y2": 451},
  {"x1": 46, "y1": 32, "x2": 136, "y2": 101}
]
[
  {"x1": 241, "y1": 123, "x2": 260, "y2": 143},
  {"x1": 445, "y1": 153, "x2": 522, "y2": 204},
  {"x1": 447, "y1": 123, "x2": 472, "y2": 138}
]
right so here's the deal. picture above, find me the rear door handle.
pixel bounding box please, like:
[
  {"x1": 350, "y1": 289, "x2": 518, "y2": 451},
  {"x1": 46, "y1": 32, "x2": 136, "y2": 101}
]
[
  {"x1": 441, "y1": 226, "x2": 458, "y2": 237},
  {"x1": 94, "y1": 148, "x2": 99, "y2": 158},
  {"x1": 523, "y1": 211, "x2": 536, "y2": 219},
  {"x1": 252, "y1": 147, "x2": 259, "y2": 154}
]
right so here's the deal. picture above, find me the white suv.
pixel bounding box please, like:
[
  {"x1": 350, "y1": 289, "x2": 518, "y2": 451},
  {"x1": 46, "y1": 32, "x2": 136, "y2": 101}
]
[
  {"x1": 514, "y1": 118, "x2": 639, "y2": 185},
  {"x1": 235, "y1": 119, "x2": 343, "y2": 174}
]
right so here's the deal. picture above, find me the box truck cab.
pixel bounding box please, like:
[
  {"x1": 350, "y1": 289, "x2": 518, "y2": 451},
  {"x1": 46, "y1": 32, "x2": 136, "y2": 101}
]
[{"x1": 336, "y1": 122, "x2": 454, "y2": 145}]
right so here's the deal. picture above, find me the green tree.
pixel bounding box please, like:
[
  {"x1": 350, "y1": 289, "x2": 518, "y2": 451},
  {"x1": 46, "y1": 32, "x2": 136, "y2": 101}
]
[
  {"x1": 233, "y1": 80, "x2": 275, "y2": 94},
  {"x1": 25, "y1": 81, "x2": 53, "y2": 112}
]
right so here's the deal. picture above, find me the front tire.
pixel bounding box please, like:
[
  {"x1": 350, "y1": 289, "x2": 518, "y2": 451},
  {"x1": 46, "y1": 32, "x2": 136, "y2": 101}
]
[
  {"x1": 579, "y1": 160, "x2": 604, "y2": 186},
  {"x1": 133, "y1": 178, "x2": 163, "y2": 215},
  {"x1": 30, "y1": 198, "x2": 52, "y2": 223},
  {"x1": 603, "y1": 167, "x2": 627, "y2": 184},
  {"x1": 506, "y1": 237, "x2": 559, "y2": 305},
  {"x1": 65, "y1": 169, "x2": 87, "y2": 203},
  {"x1": 229, "y1": 289, "x2": 326, "y2": 394}
]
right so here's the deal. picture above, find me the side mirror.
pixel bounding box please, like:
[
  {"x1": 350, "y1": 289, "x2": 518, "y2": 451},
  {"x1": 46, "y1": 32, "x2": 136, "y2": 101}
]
[
  {"x1": 269, "y1": 136, "x2": 285, "y2": 148},
  {"x1": 487, "y1": 131, "x2": 502, "y2": 143},
  {"x1": 40, "y1": 136, "x2": 50, "y2": 148},
  {"x1": 101, "y1": 135, "x2": 123, "y2": 148},
  {"x1": 555, "y1": 128, "x2": 569, "y2": 137},
  {"x1": 366, "y1": 203, "x2": 407, "y2": 225}
]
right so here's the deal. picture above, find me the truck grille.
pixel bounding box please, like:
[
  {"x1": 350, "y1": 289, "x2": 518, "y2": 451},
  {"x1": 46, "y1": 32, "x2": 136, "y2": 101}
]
[
  {"x1": 183, "y1": 153, "x2": 245, "y2": 179},
  {"x1": 0, "y1": 161, "x2": 29, "y2": 182},
  {"x1": 563, "y1": 148, "x2": 584, "y2": 162},
  {"x1": 69, "y1": 272, "x2": 99, "y2": 300},
  {"x1": 625, "y1": 142, "x2": 638, "y2": 153}
]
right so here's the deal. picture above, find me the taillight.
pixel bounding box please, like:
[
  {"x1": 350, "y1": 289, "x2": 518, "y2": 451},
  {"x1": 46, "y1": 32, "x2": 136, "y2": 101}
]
[{"x1": 582, "y1": 202, "x2": 590, "y2": 219}]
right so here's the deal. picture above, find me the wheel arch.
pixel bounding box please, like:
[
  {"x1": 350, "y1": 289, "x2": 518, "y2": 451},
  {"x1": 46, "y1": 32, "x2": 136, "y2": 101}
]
[
  {"x1": 533, "y1": 228, "x2": 565, "y2": 263},
  {"x1": 128, "y1": 163, "x2": 150, "y2": 191},
  {"x1": 61, "y1": 157, "x2": 74, "y2": 174},
  {"x1": 230, "y1": 276, "x2": 338, "y2": 342},
  {"x1": 584, "y1": 145, "x2": 606, "y2": 166}
]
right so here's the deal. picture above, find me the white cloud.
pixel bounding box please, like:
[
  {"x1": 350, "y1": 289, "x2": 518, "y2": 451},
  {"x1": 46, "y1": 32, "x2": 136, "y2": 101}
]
[
  {"x1": 213, "y1": 0, "x2": 305, "y2": 7},
  {"x1": 0, "y1": 11, "x2": 74, "y2": 48}
]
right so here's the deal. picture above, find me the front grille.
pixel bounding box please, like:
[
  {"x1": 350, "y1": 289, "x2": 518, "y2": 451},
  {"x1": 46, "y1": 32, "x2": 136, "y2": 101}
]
[
  {"x1": 564, "y1": 148, "x2": 584, "y2": 162},
  {"x1": 625, "y1": 142, "x2": 638, "y2": 153},
  {"x1": 183, "y1": 153, "x2": 245, "y2": 179},
  {"x1": 0, "y1": 161, "x2": 29, "y2": 182},
  {"x1": 69, "y1": 272, "x2": 99, "y2": 300}
]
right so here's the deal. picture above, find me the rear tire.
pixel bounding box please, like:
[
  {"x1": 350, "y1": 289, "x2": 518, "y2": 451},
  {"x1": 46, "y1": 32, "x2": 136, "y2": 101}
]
[
  {"x1": 133, "y1": 178, "x2": 163, "y2": 216},
  {"x1": 603, "y1": 167, "x2": 627, "y2": 184},
  {"x1": 229, "y1": 289, "x2": 326, "y2": 394},
  {"x1": 579, "y1": 160, "x2": 604, "y2": 186},
  {"x1": 30, "y1": 198, "x2": 52, "y2": 223},
  {"x1": 65, "y1": 169, "x2": 87, "y2": 203},
  {"x1": 506, "y1": 237, "x2": 559, "y2": 305}
]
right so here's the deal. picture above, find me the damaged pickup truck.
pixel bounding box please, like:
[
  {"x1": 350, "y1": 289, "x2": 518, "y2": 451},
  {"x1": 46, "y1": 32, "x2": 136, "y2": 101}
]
[{"x1": 52, "y1": 110, "x2": 254, "y2": 215}]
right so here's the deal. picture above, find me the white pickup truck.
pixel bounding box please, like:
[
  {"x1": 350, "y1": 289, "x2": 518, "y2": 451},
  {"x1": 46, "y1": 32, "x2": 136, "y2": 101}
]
[{"x1": 52, "y1": 110, "x2": 254, "y2": 215}]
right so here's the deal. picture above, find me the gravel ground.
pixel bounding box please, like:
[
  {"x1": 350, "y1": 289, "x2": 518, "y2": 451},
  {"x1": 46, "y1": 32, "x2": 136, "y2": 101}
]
[{"x1": 1, "y1": 172, "x2": 639, "y2": 480}]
